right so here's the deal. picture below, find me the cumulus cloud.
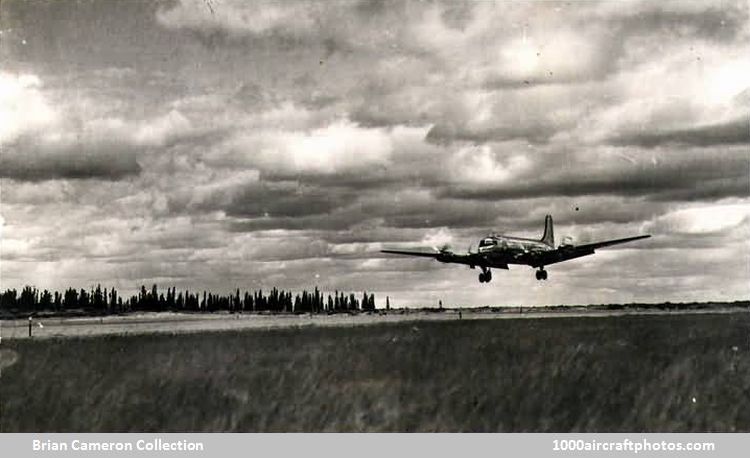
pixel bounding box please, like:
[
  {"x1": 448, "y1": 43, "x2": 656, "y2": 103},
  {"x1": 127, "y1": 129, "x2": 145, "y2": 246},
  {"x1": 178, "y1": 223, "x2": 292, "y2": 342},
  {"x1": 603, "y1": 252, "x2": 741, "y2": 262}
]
[
  {"x1": 647, "y1": 203, "x2": 750, "y2": 235},
  {"x1": 0, "y1": 71, "x2": 199, "y2": 181},
  {"x1": 446, "y1": 144, "x2": 532, "y2": 184},
  {"x1": 223, "y1": 181, "x2": 356, "y2": 218},
  {"x1": 0, "y1": 73, "x2": 57, "y2": 143},
  {"x1": 2, "y1": 0, "x2": 749, "y2": 305},
  {"x1": 442, "y1": 147, "x2": 749, "y2": 202},
  {"x1": 156, "y1": 0, "x2": 318, "y2": 36},
  {"x1": 227, "y1": 120, "x2": 393, "y2": 176}
]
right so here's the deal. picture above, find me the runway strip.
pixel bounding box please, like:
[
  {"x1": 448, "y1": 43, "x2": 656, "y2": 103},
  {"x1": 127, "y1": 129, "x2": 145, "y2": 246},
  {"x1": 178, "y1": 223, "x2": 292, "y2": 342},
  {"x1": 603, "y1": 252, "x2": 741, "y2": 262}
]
[{"x1": 1, "y1": 308, "x2": 747, "y2": 340}]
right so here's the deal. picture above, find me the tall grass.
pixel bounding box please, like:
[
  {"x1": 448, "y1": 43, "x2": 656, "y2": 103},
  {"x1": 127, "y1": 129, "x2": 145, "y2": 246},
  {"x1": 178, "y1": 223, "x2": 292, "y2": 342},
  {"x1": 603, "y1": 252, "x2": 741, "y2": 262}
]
[{"x1": 2, "y1": 313, "x2": 749, "y2": 431}]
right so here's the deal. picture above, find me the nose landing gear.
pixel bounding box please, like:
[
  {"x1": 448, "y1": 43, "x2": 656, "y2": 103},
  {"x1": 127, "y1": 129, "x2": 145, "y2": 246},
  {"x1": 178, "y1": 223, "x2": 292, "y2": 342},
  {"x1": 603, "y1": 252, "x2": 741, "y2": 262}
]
[
  {"x1": 478, "y1": 268, "x2": 492, "y2": 283},
  {"x1": 535, "y1": 268, "x2": 548, "y2": 281}
]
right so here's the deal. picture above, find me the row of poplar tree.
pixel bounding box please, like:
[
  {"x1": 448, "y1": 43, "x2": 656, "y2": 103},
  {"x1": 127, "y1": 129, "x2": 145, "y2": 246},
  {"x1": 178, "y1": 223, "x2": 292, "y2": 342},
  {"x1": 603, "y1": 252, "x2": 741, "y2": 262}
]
[{"x1": 0, "y1": 284, "x2": 380, "y2": 315}]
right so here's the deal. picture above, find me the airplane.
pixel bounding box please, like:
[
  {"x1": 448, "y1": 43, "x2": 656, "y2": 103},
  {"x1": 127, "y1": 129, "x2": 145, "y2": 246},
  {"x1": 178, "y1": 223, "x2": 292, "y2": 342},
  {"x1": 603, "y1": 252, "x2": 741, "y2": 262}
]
[{"x1": 381, "y1": 215, "x2": 650, "y2": 283}]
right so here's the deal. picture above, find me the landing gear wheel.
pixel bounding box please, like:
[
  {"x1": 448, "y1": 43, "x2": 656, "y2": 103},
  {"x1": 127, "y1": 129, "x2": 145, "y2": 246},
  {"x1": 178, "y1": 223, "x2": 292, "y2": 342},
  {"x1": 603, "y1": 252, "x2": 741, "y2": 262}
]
[
  {"x1": 535, "y1": 269, "x2": 548, "y2": 281},
  {"x1": 478, "y1": 270, "x2": 492, "y2": 283},
  {"x1": 478, "y1": 273, "x2": 486, "y2": 283}
]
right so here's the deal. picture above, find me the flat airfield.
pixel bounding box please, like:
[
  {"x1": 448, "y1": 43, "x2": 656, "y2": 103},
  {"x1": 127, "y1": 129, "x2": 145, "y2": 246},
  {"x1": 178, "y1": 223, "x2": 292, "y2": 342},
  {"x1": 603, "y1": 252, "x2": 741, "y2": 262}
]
[
  {"x1": 2, "y1": 306, "x2": 747, "y2": 340},
  {"x1": 2, "y1": 307, "x2": 749, "y2": 432}
]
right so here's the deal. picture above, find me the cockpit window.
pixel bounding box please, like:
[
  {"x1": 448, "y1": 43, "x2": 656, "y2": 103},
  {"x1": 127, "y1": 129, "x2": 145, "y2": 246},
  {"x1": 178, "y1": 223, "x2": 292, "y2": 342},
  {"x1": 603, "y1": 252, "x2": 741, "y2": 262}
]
[{"x1": 479, "y1": 238, "x2": 497, "y2": 247}]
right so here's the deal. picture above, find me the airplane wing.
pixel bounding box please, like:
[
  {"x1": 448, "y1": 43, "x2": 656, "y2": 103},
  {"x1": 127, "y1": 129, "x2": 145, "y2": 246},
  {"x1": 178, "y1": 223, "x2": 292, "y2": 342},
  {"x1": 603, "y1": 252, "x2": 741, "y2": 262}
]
[
  {"x1": 381, "y1": 250, "x2": 509, "y2": 269},
  {"x1": 381, "y1": 249, "x2": 474, "y2": 264},
  {"x1": 573, "y1": 235, "x2": 652, "y2": 251},
  {"x1": 531, "y1": 235, "x2": 651, "y2": 267},
  {"x1": 380, "y1": 250, "x2": 442, "y2": 259}
]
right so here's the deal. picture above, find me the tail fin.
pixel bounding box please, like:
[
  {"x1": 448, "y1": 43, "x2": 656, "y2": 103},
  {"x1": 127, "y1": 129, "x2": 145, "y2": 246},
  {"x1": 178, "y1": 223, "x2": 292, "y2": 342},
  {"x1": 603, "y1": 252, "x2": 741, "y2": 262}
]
[{"x1": 540, "y1": 215, "x2": 554, "y2": 247}]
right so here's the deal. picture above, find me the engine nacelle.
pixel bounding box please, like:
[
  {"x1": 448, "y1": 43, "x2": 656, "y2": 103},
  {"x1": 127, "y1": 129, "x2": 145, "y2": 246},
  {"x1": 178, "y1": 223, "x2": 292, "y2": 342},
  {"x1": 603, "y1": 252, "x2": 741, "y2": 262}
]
[{"x1": 559, "y1": 235, "x2": 574, "y2": 248}]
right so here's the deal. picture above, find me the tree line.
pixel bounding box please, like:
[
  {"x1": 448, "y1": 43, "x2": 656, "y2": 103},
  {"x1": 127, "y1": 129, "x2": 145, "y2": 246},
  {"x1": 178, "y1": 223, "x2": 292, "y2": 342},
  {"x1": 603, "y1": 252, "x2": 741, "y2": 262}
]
[{"x1": 0, "y1": 284, "x2": 377, "y2": 315}]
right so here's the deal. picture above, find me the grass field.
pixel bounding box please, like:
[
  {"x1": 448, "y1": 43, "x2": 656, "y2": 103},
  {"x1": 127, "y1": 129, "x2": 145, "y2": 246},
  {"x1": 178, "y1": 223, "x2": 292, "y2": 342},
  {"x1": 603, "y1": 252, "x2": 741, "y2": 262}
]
[{"x1": 2, "y1": 313, "x2": 750, "y2": 432}]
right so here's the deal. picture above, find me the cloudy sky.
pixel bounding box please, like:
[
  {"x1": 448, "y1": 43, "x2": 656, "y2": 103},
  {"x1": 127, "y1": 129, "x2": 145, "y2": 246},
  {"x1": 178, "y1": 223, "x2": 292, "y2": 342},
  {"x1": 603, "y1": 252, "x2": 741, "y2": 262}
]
[{"x1": 1, "y1": 0, "x2": 748, "y2": 307}]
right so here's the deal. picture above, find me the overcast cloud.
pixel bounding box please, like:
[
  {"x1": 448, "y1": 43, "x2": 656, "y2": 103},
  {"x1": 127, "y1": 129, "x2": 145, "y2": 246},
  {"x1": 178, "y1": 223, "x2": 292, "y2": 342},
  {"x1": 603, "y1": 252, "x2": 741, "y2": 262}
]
[{"x1": 1, "y1": 0, "x2": 748, "y2": 306}]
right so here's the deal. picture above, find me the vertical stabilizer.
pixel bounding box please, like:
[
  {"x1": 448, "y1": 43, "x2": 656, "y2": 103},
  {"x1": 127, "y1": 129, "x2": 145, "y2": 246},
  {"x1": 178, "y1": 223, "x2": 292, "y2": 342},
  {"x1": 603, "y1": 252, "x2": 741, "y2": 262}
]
[{"x1": 541, "y1": 215, "x2": 554, "y2": 247}]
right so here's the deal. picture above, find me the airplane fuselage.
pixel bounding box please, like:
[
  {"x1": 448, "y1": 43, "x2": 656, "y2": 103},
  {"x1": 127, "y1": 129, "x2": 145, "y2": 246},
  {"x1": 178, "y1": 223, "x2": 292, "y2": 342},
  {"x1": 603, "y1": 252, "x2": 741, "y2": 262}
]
[{"x1": 475, "y1": 235, "x2": 554, "y2": 267}]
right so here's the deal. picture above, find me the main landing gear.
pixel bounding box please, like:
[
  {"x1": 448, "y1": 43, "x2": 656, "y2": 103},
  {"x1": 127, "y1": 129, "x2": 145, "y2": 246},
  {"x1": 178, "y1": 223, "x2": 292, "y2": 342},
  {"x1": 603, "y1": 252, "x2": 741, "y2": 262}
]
[
  {"x1": 535, "y1": 268, "x2": 548, "y2": 281},
  {"x1": 478, "y1": 267, "x2": 492, "y2": 283}
]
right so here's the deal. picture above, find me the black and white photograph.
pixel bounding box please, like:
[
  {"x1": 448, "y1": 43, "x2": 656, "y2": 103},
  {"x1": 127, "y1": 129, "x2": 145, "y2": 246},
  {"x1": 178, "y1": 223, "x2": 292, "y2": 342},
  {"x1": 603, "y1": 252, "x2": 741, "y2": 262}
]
[{"x1": 1, "y1": 0, "x2": 749, "y2": 436}]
